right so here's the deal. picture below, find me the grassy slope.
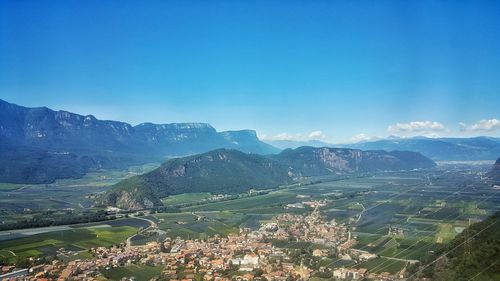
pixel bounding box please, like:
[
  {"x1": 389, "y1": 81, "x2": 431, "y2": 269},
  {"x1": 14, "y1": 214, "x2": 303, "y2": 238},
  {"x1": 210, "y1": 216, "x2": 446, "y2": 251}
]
[{"x1": 428, "y1": 212, "x2": 500, "y2": 281}]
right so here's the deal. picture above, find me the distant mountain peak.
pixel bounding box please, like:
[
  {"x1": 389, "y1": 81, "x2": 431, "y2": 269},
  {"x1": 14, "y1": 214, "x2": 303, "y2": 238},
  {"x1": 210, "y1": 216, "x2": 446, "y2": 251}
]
[
  {"x1": 265, "y1": 139, "x2": 333, "y2": 150},
  {"x1": 220, "y1": 129, "x2": 258, "y2": 138},
  {"x1": 135, "y1": 122, "x2": 214, "y2": 130},
  {"x1": 0, "y1": 99, "x2": 279, "y2": 183},
  {"x1": 338, "y1": 136, "x2": 500, "y2": 161}
]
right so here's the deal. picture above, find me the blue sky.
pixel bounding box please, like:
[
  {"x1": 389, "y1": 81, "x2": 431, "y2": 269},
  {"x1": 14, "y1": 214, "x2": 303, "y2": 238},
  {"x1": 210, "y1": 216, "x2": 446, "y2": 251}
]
[{"x1": 1, "y1": 0, "x2": 500, "y2": 142}]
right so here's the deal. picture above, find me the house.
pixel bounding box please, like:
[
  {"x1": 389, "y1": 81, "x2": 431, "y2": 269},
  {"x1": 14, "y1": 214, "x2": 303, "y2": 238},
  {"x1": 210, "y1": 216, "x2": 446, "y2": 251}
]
[
  {"x1": 312, "y1": 249, "x2": 327, "y2": 257},
  {"x1": 359, "y1": 252, "x2": 377, "y2": 261},
  {"x1": 332, "y1": 268, "x2": 366, "y2": 280}
]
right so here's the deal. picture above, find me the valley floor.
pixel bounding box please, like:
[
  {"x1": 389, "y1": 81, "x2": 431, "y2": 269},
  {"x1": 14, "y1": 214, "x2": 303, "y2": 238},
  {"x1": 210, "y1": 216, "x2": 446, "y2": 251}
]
[{"x1": 1, "y1": 164, "x2": 499, "y2": 280}]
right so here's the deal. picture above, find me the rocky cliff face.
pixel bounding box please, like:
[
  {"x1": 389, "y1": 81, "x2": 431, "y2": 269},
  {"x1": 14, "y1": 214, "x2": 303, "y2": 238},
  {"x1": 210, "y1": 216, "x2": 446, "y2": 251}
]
[
  {"x1": 220, "y1": 130, "x2": 279, "y2": 155},
  {"x1": 271, "y1": 146, "x2": 436, "y2": 176},
  {"x1": 0, "y1": 99, "x2": 279, "y2": 183},
  {"x1": 101, "y1": 147, "x2": 436, "y2": 209},
  {"x1": 99, "y1": 149, "x2": 293, "y2": 209}
]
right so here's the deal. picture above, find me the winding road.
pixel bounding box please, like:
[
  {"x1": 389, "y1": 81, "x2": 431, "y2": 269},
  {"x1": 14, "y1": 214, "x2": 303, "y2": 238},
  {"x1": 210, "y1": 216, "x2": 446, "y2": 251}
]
[{"x1": 125, "y1": 216, "x2": 157, "y2": 247}]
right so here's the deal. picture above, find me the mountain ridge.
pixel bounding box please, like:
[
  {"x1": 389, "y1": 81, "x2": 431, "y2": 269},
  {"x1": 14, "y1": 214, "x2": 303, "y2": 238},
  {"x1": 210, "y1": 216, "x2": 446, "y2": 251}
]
[
  {"x1": 100, "y1": 146, "x2": 436, "y2": 209},
  {"x1": 0, "y1": 99, "x2": 279, "y2": 183},
  {"x1": 266, "y1": 136, "x2": 500, "y2": 161},
  {"x1": 271, "y1": 146, "x2": 437, "y2": 176},
  {"x1": 99, "y1": 149, "x2": 294, "y2": 209},
  {"x1": 340, "y1": 136, "x2": 500, "y2": 160}
]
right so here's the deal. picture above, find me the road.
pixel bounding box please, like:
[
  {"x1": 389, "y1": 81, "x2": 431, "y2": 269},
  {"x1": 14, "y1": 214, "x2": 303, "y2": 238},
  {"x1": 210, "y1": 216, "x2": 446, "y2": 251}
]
[
  {"x1": 380, "y1": 255, "x2": 419, "y2": 264},
  {"x1": 125, "y1": 216, "x2": 156, "y2": 247},
  {"x1": 354, "y1": 202, "x2": 366, "y2": 224}
]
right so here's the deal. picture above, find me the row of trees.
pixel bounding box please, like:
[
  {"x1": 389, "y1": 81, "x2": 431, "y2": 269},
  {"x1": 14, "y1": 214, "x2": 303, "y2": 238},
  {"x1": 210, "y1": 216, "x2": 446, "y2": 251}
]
[{"x1": 0, "y1": 210, "x2": 114, "y2": 231}]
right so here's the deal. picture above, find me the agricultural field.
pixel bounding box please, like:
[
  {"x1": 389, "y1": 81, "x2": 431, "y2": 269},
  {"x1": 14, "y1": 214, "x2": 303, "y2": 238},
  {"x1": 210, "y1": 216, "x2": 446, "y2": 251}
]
[
  {"x1": 165, "y1": 166, "x2": 498, "y2": 273},
  {"x1": 354, "y1": 257, "x2": 407, "y2": 274},
  {"x1": 0, "y1": 183, "x2": 25, "y2": 191},
  {"x1": 0, "y1": 222, "x2": 140, "y2": 263},
  {"x1": 101, "y1": 264, "x2": 164, "y2": 281},
  {"x1": 145, "y1": 166, "x2": 500, "y2": 259},
  {"x1": 183, "y1": 191, "x2": 299, "y2": 212},
  {"x1": 148, "y1": 211, "x2": 240, "y2": 240},
  {"x1": 161, "y1": 192, "x2": 211, "y2": 206},
  {"x1": 1, "y1": 163, "x2": 499, "y2": 276},
  {"x1": 0, "y1": 163, "x2": 159, "y2": 213}
]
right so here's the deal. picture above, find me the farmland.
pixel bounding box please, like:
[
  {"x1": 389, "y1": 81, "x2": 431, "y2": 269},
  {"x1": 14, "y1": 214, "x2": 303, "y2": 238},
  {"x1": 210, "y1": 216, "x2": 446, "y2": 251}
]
[
  {"x1": 157, "y1": 164, "x2": 499, "y2": 273},
  {"x1": 0, "y1": 163, "x2": 159, "y2": 213},
  {"x1": 0, "y1": 219, "x2": 145, "y2": 263},
  {"x1": 101, "y1": 264, "x2": 164, "y2": 281},
  {"x1": 1, "y1": 162, "x2": 499, "y2": 276}
]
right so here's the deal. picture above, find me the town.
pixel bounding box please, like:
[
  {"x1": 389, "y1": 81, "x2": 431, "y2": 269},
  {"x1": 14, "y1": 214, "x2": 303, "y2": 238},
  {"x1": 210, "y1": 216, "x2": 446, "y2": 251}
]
[{"x1": 2, "y1": 204, "x2": 408, "y2": 281}]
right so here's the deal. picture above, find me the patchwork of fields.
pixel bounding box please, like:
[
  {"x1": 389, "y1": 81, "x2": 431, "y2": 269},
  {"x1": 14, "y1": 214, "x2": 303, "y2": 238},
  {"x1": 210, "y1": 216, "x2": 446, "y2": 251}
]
[
  {"x1": 152, "y1": 168, "x2": 499, "y2": 274},
  {"x1": 1, "y1": 164, "x2": 499, "y2": 276},
  {"x1": 0, "y1": 163, "x2": 159, "y2": 214},
  {"x1": 0, "y1": 218, "x2": 149, "y2": 263}
]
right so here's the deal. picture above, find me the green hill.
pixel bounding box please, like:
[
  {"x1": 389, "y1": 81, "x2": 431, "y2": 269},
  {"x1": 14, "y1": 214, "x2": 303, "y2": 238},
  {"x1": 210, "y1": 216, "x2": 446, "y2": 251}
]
[
  {"x1": 100, "y1": 147, "x2": 436, "y2": 209},
  {"x1": 422, "y1": 212, "x2": 500, "y2": 281},
  {"x1": 99, "y1": 149, "x2": 293, "y2": 209}
]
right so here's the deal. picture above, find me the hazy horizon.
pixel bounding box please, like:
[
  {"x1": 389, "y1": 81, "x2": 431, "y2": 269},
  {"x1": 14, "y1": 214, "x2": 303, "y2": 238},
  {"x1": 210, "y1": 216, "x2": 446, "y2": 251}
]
[{"x1": 1, "y1": 0, "x2": 500, "y2": 143}]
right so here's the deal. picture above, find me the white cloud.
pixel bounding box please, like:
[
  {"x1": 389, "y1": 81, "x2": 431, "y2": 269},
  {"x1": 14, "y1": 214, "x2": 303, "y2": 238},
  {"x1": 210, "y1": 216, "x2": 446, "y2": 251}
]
[
  {"x1": 264, "y1": 130, "x2": 329, "y2": 141},
  {"x1": 458, "y1": 122, "x2": 467, "y2": 131},
  {"x1": 387, "y1": 121, "x2": 445, "y2": 136},
  {"x1": 308, "y1": 130, "x2": 326, "y2": 140},
  {"x1": 265, "y1": 132, "x2": 302, "y2": 141},
  {"x1": 468, "y1": 119, "x2": 500, "y2": 132},
  {"x1": 349, "y1": 133, "x2": 382, "y2": 143}
]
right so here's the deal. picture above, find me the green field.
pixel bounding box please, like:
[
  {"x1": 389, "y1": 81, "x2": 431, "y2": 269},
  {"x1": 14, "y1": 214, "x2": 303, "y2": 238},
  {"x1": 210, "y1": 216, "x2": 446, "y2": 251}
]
[
  {"x1": 150, "y1": 211, "x2": 239, "y2": 239},
  {"x1": 0, "y1": 163, "x2": 160, "y2": 213},
  {"x1": 0, "y1": 183, "x2": 25, "y2": 191},
  {"x1": 55, "y1": 163, "x2": 160, "y2": 188},
  {"x1": 101, "y1": 264, "x2": 164, "y2": 281},
  {"x1": 1, "y1": 168, "x2": 499, "y2": 273},
  {"x1": 161, "y1": 192, "x2": 211, "y2": 206},
  {"x1": 356, "y1": 257, "x2": 407, "y2": 274},
  {"x1": 184, "y1": 191, "x2": 298, "y2": 212},
  {"x1": 0, "y1": 226, "x2": 138, "y2": 263}
]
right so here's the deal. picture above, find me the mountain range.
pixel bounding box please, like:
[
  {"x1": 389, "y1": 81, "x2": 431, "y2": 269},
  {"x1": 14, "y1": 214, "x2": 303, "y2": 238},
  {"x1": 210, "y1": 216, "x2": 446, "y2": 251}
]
[
  {"x1": 267, "y1": 137, "x2": 500, "y2": 161},
  {"x1": 2, "y1": 98, "x2": 497, "y2": 185},
  {"x1": 266, "y1": 139, "x2": 332, "y2": 150},
  {"x1": 0, "y1": 99, "x2": 278, "y2": 183},
  {"x1": 100, "y1": 146, "x2": 436, "y2": 209}
]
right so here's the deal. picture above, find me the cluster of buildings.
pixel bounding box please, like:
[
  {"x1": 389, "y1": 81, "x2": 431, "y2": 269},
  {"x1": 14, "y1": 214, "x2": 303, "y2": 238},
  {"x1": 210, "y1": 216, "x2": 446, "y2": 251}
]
[
  {"x1": 387, "y1": 226, "x2": 405, "y2": 237},
  {"x1": 285, "y1": 198, "x2": 328, "y2": 210},
  {"x1": 3, "y1": 204, "x2": 409, "y2": 281},
  {"x1": 268, "y1": 206, "x2": 352, "y2": 249}
]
